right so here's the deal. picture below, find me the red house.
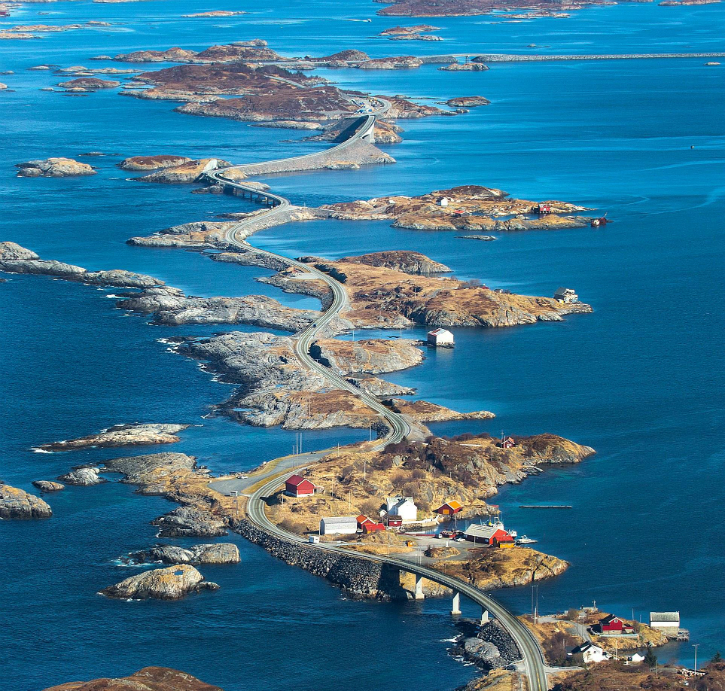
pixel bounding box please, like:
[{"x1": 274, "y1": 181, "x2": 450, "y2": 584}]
[
  {"x1": 362, "y1": 522, "x2": 386, "y2": 534},
  {"x1": 386, "y1": 515, "x2": 403, "y2": 527},
  {"x1": 597, "y1": 615, "x2": 635, "y2": 635},
  {"x1": 500, "y1": 436, "x2": 516, "y2": 449},
  {"x1": 285, "y1": 474, "x2": 315, "y2": 497},
  {"x1": 357, "y1": 515, "x2": 374, "y2": 529},
  {"x1": 434, "y1": 500, "x2": 463, "y2": 515}
]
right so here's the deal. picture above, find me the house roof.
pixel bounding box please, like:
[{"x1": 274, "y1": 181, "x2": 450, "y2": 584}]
[
  {"x1": 321, "y1": 516, "x2": 357, "y2": 525},
  {"x1": 571, "y1": 642, "x2": 603, "y2": 655},
  {"x1": 286, "y1": 474, "x2": 312, "y2": 487},
  {"x1": 428, "y1": 328, "x2": 453, "y2": 336},
  {"x1": 464, "y1": 524, "x2": 508, "y2": 540},
  {"x1": 600, "y1": 615, "x2": 624, "y2": 625}
]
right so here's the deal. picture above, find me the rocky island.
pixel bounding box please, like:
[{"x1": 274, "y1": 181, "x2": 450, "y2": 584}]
[
  {"x1": 36, "y1": 423, "x2": 190, "y2": 452},
  {"x1": 0, "y1": 482, "x2": 53, "y2": 519},
  {"x1": 100, "y1": 564, "x2": 219, "y2": 600},
  {"x1": 42, "y1": 667, "x2": 223, "y2": 691},
  {"x1": 318, "y1": 184, "x2": 592, "y2": 233},
  {"x1": 15, "y1": 157, "x2": 96, "y2": 177}
]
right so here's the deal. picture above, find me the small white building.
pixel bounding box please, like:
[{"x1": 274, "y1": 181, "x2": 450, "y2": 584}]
[
  {"x1": 427, "y1": 328, "x2": 454, "y2": 347},
  {"x1": 629, "y1": 653, "x2": 646, "y2": 663},
  {"x1": 438, "y1": 197, "x2": 451, "y2": 207},
  {"x1": 649, "y1": 612, "x2": 680, "y2": 637},
  {"x1": 308, "y1": 535, "x2": 320, "y2": 544},
  {"x1": 554, "y1": 287, "x2": 579, "y2": 303},
  {"x1": 569, "y1": 642, "x2": 610, "y2": 664},
  {"x1": 386, "y1": 496, "x2": 418, "y2": 523},
  {"x1": 319, "y1": 516, "x2": 358, "y2": 536}
]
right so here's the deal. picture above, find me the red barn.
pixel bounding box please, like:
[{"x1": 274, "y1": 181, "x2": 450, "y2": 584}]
[
  {"x1": 386, "y1": 515, "x2": 403, "y2": 527},
  {"x1": 434, "y1": 500, "x2": 463, "y2": 515},
  {"x1": 362, "y1": 522, "x2": 385, "y2": 534},
  {"x1": 357, "y1": 515, "x2": 374, "y2": 529},
  {"x1": 285, "y1": 474, "x2": 315, "y2": 497}
]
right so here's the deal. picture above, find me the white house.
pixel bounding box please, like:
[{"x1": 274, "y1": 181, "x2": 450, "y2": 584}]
[
  {"x1": 629, "y1": 653, "x2": 645, "y2": 664},
  {"x1": 554, "y1": 287, "x2": 579, "y2": 303},
  {"x1": 569, "y1": 642, "x2": 610, "y2": 664},
  {"x1": 427, "y1": 328, "x2": 454, "y2": 347},
  {"x1": 386, "y1": 496, "x2": 417, "y2": 523},
  {"x1": 649, "y1": 612, "x2": 680, "y2": 637},
  {"x1": 438, "y1": 197, "x2": 451, "y2": 207},
  {"x1": 319, "y1": 516, "x2": 358, "y2": 536}
]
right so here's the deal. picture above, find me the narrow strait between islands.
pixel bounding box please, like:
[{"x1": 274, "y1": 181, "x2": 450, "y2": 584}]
[{"x1": 204, "y1": 106, "x2": 550, "y2": 691}]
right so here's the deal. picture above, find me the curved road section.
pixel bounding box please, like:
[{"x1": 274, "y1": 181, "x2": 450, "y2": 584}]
[
  {"x1": 247, "y1": 471, "x2": 549, "y2": 691},
  {"x1": 205, "y1": 102, "x2": 547, "y2": 690}
]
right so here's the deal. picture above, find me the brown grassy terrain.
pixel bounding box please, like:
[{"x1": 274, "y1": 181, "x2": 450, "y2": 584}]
[
  {"x1": 320, "y1": 184, "x2": 591, "y2": 233},
  {"x1": 291, "y1": 256, "x2": 592, "y2": 328},
  {"x1": 550, "y1": 660, "x2": 725, "y2": 691}
]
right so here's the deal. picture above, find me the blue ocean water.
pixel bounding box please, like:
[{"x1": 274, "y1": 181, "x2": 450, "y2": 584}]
[{"x1": 1, "y1": 0, "x2": 724, "y2": 688}]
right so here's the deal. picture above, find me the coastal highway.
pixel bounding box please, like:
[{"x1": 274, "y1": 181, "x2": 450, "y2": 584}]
[
  {"x1": 246, "y1": 470, "x2": 550, "y2": 691},
  {"x1": 205, "y1": 102, "x2": 546, "y2": 690},
  {"x1": 205, "y1": 98, "x2": 409, "y2": 448}
]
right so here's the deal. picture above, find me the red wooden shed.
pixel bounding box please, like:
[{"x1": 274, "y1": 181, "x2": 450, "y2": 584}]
[{"x1": 285, "y1": 474, "x2": 315, "y2": 497}]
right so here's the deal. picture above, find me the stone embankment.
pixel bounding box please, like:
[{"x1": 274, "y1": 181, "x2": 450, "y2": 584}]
[
  {"x1": 234, "y1": 519, "x2": 408, "y2": 600},
  {"x1": 453, "y1": 618, "x2": 522, "y2": 670}
]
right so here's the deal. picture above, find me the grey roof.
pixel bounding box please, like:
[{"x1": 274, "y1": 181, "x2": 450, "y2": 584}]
[
  {"x1": 320, "y1": 516, "x2": 357, "y2": 525},
  {"x1": 650, "y1": 611, "x2": 680, "y2": 622}
]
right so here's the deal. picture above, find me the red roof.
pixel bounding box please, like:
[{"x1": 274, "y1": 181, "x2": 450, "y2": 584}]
[{"x1": 286, "y1": 474, "x2": 307, "y2": 487}]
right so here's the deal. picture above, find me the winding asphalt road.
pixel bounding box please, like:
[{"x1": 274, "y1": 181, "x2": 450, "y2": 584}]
[{"x1": 204, "y1": 104, "x2": 548, "y2": 690}]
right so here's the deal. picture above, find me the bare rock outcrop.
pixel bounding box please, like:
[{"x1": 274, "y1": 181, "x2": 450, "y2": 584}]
[
  {"x1": 36, "y1": 423, "x2": 189, "y2": 452},
  {"x1": 99, "y1": 564, "x2": 219, "y2": 600},
  {"x1": 340, "y1": 250, "x2": 450, "y2": 274},
  {"x1": 32, "y1": 481, "x2": 65, "y2": 492},
  {"x1": 0, "y1": 243, "x2": 164, "y2": 288},
  {"x1": 120, "y1": 154, "x2": 192, "y2": 171},
  {"x1": 138, "y1": 158, "x2": 232, "y2": 183},
  {"x1": 57, "y1": 77, "x2": 120, "y2": 89},
  {"x1": 311, "y1": 338, "x2": 424, "y2": 375},
  {"x1": 446, "y1": 96, "x2": 490, "y2": 107},
  {"x1": 15, "y1": 157, "x2": 96, "y2": 177},
  {"x1": 0, "y1": 483, "x2": 52, "y2": 519},
  {"x1": 117, "y1": 287, "x2": 319, "y2": 331},
  {"x1": 102, "y1": 452, "x2": 197, "y2": 488},
  {"x1": 58, "y1": 467, "x2": 105, "y2": 486},
  {"x1": 126, "y1": 543, "x2": 240, "y2": 565},
  {"x1": 152, "y1": 506, "x2": 228, "y2": 538}
]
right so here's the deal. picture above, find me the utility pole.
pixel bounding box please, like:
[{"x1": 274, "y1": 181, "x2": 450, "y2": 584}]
[{"x1": 693, "y1": 644, "x2": 699, "y2": 673}]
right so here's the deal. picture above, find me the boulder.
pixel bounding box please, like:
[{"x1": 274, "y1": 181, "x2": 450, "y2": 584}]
[
  {"x1": 128, "y1": 543, "x2": 240, "y2": 565},
  {"x1": 151, "y1": 506, "x2": 227, "y2": 537},
  {"x1": 57, "y1": 466, "x2": 105, "y2": 486},
  {"x1": 32, "y1": 480, "x2": 65, "y2": 492},
  {"x1": 99, "y1": 564, "x2": 219, "y2": 600},
  {"x1": 0, "y1": 483, "x2": 52, "y2": 519}
]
